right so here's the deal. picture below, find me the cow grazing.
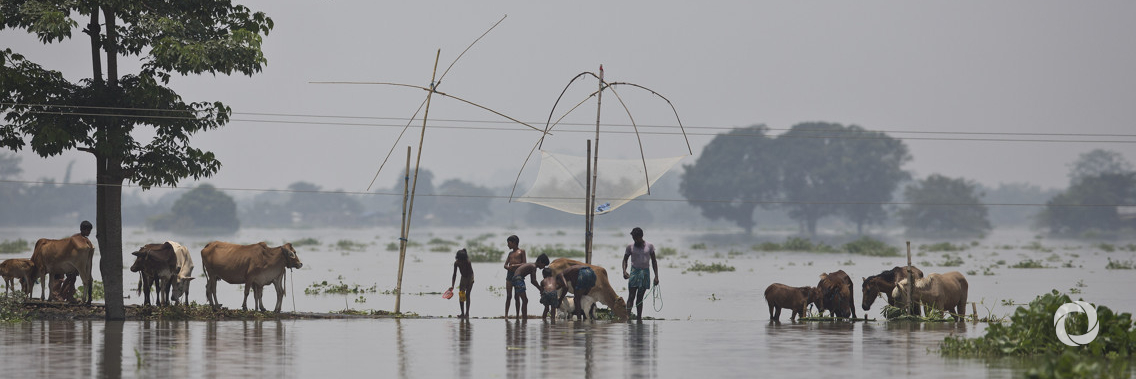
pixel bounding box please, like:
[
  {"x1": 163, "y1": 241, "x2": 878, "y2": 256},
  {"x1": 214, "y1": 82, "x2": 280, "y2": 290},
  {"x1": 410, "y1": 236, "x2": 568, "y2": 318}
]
[
  {"x1": 0, "y1": 258, "x2": 36, "y2": 298},
  {"x1": 764, "y1": 283, "x2": 821, "y2": 321},
  {"x1": 31, "y1": 235, "x2": 95, "y2": 304},
  {"x1": 166, "y1": 242, "x2": 194, "y2": 304},
  {"x1": 130, "y1": 242, "x2": 181, "y2": 306},
  {"x1": 817, "y1": 270, "x2": 856, "y2": 319},
  {"x1": 547, "y1": 258, "x2": 628, "y2": 320},
  {"x1": 893, "y1": 271, "x2": 969, "y2": 321},
  {"x1": 201, "y1": 242, "x2": 303, "y2": 312}
]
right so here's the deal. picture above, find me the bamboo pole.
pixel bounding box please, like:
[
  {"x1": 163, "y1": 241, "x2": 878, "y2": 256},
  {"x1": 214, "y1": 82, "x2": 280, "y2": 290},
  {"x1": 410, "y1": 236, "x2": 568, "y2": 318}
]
[
  {"x1": 587, "y1": 65, "x2": 604, "y2": 264},
  {"x1": 906, "y1": 241, "x2": 915, "y2": 315},
  {"x1": 396, "y1": 49, "x2": 442, "y2": 314},
  {"x1": 585, "y1": 140, "x2": 592, "y2": 264},
  {"x1": 395, "y1": 147, "x2": 411, "y2": 313}
]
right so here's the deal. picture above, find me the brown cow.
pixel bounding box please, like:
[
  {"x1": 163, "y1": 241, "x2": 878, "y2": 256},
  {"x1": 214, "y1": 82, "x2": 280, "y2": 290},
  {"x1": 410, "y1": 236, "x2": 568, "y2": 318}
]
[
  {"x1": 817, "y1": 270, "x2": 856, "y2": 319},
  {"x1": 764, "y1": 283, "x2": 821, "y2": 321},
  {"x1": 130, "y1": 242, "x2": 180, "y2": 306},
  {"x1": 547, "y1": 258, "x2": 628, "y2": 320},
  {"x1": 0, "y1": 258, "x2": 36, "y2": 298},
  {"x1": 861, "y1": 266, "x2": 924, "y2": 312},
  {"x1": 31, "y1": 235, "x2": 95, "y2": 304},
  {"x1": 893, "y1": 271, "x2": 969, "y2": 321},
  {"x1": 201, "y1": 242, "x2": 303, "y2": 312}
]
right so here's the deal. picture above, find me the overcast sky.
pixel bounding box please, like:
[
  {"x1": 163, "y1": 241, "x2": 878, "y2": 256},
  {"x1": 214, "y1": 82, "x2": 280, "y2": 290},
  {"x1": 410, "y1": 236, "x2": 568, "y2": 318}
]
[{"x1": 5, "y1": 1, "x2": 1135, "y2": 199}]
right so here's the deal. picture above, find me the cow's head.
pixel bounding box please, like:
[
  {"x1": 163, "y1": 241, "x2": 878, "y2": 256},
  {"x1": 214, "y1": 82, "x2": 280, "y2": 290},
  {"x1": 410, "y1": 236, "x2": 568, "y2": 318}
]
[
  {"x1": 129, "y1": 248, "x2": 150, "y2": 273},
  {"x1": 612, "y1": 297, "x2": 628, "y2": 320},
  {"x1": 171, "y1": 274, "x2": 195, "y2": 302},
  {"x1": 281, "y1": 243, "x2": 303, "y2": 269}
]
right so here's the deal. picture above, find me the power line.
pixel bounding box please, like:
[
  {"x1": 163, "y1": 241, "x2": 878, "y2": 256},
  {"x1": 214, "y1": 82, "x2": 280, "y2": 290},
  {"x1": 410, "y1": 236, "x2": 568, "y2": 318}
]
[
  {"x1": 1, "y1": 179, "x2": 1131, "y2": 208},
  {"x1": 6, "y1": 102, "x2": 1136, "y2": 143}
]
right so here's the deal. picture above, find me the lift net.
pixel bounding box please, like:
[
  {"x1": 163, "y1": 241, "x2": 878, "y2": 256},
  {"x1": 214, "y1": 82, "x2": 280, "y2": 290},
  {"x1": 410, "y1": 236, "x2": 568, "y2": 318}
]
[{"x1": 515, "y1": 150, "x2": 687, "y2": 215}]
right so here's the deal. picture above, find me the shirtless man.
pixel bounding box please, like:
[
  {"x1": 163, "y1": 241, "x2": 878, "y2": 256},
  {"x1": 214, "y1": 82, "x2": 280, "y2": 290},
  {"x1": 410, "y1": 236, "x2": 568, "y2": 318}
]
[
  {"x1": 502, "y1": 235, "x2": 526, "y2": 318},
  {"x1": 506, "y1": 254, "x2": 549, "y2": 321},
  {"x1": 557, "y1": 264, "x2": 598, "y2": 321}
]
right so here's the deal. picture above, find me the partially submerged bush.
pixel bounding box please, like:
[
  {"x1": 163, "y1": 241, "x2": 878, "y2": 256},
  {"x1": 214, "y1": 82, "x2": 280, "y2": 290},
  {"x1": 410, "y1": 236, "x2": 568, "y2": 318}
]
[
  {"x1": 0, "y1": 239, "x2": 30, "y2": 254},
  {"x1": 842, "y1": 237, "x2": 900, "y2": 257},
  {"x1": 687, "y1": 261, "x2": 735, "y2": 273},
  {"x1": 940, "y1": 290, "x2": 1136, "y2": 378}
]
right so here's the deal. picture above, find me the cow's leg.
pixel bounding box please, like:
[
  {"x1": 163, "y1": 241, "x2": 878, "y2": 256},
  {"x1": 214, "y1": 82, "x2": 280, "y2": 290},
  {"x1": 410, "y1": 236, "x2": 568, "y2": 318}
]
[
  {"x1": 143, "y1": 276, "x2": 153, "y2": 306},
  {"x1": 241, "y1": 283, "x2": 251, "y2": 311},
  {"x1": 80, "y1": 270, "x2": 93, "y2": 305},
  {"x1": 253, "y1": 284, "x2": 265, "y2": 312},
  {"x1": 273, "y1": 278, "x2": 286, "y2": 313},
  {"x1": 206, "y1": 277, "x2": 219, "y2": 308}
]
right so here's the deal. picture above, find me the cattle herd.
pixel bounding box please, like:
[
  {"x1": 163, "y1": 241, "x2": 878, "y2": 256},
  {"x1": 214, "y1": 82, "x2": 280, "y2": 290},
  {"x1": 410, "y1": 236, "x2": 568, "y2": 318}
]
[
  {"x1": 764, "y1": 266, "x2": 970, "y2": 322},
  {"x1": 2, "y1": 235, "x2": 972, "y2": 321},
  {"x1": 1, "y1": 238, "x2": 303, "y2": 313}
]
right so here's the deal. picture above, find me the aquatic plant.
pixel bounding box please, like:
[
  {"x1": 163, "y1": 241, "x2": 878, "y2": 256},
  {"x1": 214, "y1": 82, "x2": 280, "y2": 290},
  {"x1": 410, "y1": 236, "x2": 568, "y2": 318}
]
[
  {"x1": 1011, "y1": 259, "x2": 1048, "y2": 269},
  {"x1": 939, "y1": 290, "x2": 1136, "y2": 378},
  {"x1": 304, "y1": 281, "x2": 378, "y2": 295},
  {"x1": 0, "y1": 239, "x2": 30, "y2": 254},
  {"x1": 335, "y1": 239, "x2": 368, "y2": 252},
  {"x1": 686, "y1": 261, "x2": 735, "y2": 273},
  {"x1": 427, "y1": 238, "x2": 459, "y2": 246},
  {"x1": 76, "y1": 280, "x2": 105, "y2": 301},
  {"x1": 0, "y1": 293, "x2": 30, "y2": 322},
  {"x1": 465, "y1": 241, "x2": 503, "y2": 263},
  {"x1": 691, "y1": 243, "x2": 708, "y2": 250},
  {"x1": 842, "y1": 237, "x2": 901, "y2": 257},
  {"x1": 919, "y1": 242, "x2": 968, "y2": 252},
  {"x1": 289, "y1": 238, "x2": 320, "y2": 248},
  {"x1": 656, "y1": 247, "x2": 678, "y2": 258},
  {"x1": 1105, "y1": 258, "x2": 1134, "y2": 270},
  {"x1": 937, "y1": 254, "x2": 964, "y2": 267},
  {"x1": 1097, "y1": 243, "x2": 1116, "y2": 252},
  {"x1": 530, "y1": 244, "x2": 586, "y2": 259}
]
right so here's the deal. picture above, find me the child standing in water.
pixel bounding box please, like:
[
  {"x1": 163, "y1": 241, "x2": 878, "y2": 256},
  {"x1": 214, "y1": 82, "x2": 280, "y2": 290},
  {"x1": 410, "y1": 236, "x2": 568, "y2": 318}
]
[
  {"x1": 502, "y1": 235, "x2": 526, "y2": 318},
  {"x1": 449, "y1": 248, "x2": 474, "y2": 319}
]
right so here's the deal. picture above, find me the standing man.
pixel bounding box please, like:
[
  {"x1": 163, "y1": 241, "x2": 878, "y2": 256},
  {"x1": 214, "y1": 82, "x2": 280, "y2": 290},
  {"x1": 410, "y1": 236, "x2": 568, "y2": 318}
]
[
  {"x1": 502, "y1": 235, "x2": 526, "y2": 319},
  {"x1": 54, "y1": 220, "x2": 93, "y2": 302},
  {"x1": 622, "y1": 227, "x2": 659, "y2": 321}
]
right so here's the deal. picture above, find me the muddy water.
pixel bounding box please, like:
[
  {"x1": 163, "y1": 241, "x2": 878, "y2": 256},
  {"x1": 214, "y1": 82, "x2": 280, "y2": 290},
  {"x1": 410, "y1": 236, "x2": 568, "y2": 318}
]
[{"x1": 1, "y1": 226, "x2": 1134, "y2": 378}]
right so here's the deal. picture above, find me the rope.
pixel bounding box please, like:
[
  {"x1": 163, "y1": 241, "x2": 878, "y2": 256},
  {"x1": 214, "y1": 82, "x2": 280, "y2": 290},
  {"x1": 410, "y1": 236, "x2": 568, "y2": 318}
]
[{"x1": 650, "y1": 283, "x2": 663, "y2": 312}]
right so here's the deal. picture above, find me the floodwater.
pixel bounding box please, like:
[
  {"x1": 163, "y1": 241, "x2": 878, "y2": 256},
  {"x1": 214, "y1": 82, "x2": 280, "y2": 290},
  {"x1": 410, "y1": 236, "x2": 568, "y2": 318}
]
[{"x1": 1, "y1": 226, "x2": 1134, "y2": 378}]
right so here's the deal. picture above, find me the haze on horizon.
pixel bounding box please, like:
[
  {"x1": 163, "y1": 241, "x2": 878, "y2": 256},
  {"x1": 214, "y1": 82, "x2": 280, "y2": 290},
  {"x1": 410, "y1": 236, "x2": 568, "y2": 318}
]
[{"x1": 4, "y1": 1, "x2": 1135, "y2": 199}]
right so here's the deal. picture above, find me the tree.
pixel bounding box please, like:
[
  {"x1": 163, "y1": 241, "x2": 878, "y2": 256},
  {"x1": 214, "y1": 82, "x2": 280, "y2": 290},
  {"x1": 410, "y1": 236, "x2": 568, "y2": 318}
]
[
  {"x1": 1068, "y1": 149, "x2": 1133, "y2": 185},
  {"x1": 776, "y1": 122, "x2": 909, "y2": 236},
  {"x1": 897, "y1": 174, "x2": 991, "y2": 239},
  {"x1": 149, "y1": 184, "x2": 239, "y2": 234},
  {"x1": 1, "y1": 3, "x2": 272, "y2": 319},
  {"x1": 283, "y1": 181, "x2": 362, "y2": 227},
  {"x1": 0, "y1": 151, "x2": 21, "y2": 179},
  {"x1": 679, "y1": 125, "x2": 779, "y2": 234},
  {"x1": 1037, "y1": 173, "x2": 1136, "y2": 237},
  {"x1": 434, "y1": 178, "x2": 492, "y2": 226}
]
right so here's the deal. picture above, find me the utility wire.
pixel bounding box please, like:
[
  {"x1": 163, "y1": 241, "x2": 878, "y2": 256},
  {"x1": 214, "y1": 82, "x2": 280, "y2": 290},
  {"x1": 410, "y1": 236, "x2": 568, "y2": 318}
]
[
  {"x1": 1, "y1": 179, "x2": 1131, "y2": 208},
  {"x1": 6, "y1": 102, "x2": 1136, "y2": 140}
]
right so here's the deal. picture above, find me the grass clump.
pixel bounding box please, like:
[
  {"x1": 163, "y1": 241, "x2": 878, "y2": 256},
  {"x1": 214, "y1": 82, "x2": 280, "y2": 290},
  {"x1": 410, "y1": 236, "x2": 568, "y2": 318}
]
[
  {"x1": 0, "y1": 293, "x2": 30, "y2": 322},
  {"x1": 750, "y1": 237, "x2": 838, "y2": 253},
  {"x1": 919, "y1": 242, "x2": 968, "y2": 252},
  {"x1": 937, "y1": 254, "x2": 964, "y2": 267},
  {"x1": 687, "y1": 261, "x2": 735, "y2": 273},
  {"x1": 290, "y1": 238, "x2": 320, "y2": 248},
  {"x1": 656, "y1": 247, "x2": 678, "y2": 258},
  {"x1": 464, "y1": 240, "x2": 503, "y2": 263},
  {"x1": 304, "y1": 281, "x2": 378, "y2": 295},
  {"x1": 842, "y1": 237, "x2": 900, "y2": 257},
  {"x1": 335, "y1": 240, "x2": 368, "y2": 252},
  {"x1": 1010, "y1": 259, "x2": 1048, "y2": 269},
  {"x1": 76, "y1": 280, "x2": 105, "y2": 301},
  {"x1": 939, "y1": 290, "x2": 1136, "y2": 378},
  {"x1": 1105, "y1": 258, "x2": 1134, "y2": 270},
  {"x1": 530, "y1": 244, "x2": 586, "y2": 259},
  {"x1": 0, "y1": 239, "x2": 30, "y2": 254}
]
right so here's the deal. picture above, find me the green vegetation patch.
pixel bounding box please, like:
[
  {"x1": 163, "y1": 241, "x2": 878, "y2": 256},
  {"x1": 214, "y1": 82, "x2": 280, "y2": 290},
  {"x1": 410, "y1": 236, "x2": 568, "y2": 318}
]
[
  {"x1": 687, "y1": 261, "x2": 735, "y2": 273},
  {"x1": 750, "y1": 237, "x2": 838, "y2": 253},
  {"x1": 1106, "y1": 258, "x2": 1134, "y2": 270},
  {"x1": 939, "y1": 290, "x2": 1136, "y2": 378},
  {"x1": 0, "y1": 293, "x2": 30, "y2": 322},
  {"x1": 919, "y1": 242, "x2": 969, "y2": 252},
  {"x1": 1010, "y1": 259, "x2": 1049, "y2": 269},
  {"x1": 289, "y1": 238, "x2": 320, "y2": 248},
  {"x1": 0, "y1": 239, "x2": 30, "y2": 254},
  {"x1": 465, "y1": 240, "x2": 503, "y2": 263},
  {"x1": 304, "y1": 281, "x2": 378, "y2": 295},
  {"x1": 530, "y1": 244, "x2": 586, "y2": 259},
  {"x1": 842, "y1": 237, "x2": 900, "y2": 257},
  {"x1": 335, "y1": 239, "x2": 368, "y2": 252},
  {"x1": 76, "y1": 280, "x2": 105, "y2": 301}
]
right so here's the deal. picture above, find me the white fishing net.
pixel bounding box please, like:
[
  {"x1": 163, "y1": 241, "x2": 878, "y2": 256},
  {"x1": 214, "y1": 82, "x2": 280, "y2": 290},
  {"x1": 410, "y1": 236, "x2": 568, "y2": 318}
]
[{"x1": 514, "y1": 150, "x2": 688, "y2": 215}]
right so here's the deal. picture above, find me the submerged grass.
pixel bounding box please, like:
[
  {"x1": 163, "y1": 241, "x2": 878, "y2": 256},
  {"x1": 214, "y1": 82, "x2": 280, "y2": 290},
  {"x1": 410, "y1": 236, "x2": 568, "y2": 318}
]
[
  {"x1": 1106, "y1": 258, "x2": 1135, "y2": 270},
  {"x1": 0, "y1": 239, "x2": 30, "y2": 254},
  {"x1": 686, "y1": 261, "x2": 735, "y2": 273}
]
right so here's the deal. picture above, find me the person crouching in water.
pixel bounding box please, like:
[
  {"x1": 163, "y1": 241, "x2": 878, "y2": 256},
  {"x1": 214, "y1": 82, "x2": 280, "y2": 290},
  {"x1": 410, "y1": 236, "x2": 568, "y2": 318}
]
[
  {"x1": 557, "y1": 264, "x2": 597, "y2": 321},
  {"x1": 449, "y1": 249, "x2": 474, "y2": 319},
  {"x1": 539, "y1": 267, "x2": 565, "y2": 323},
  {"x1": 506, "y1": 253, "x2": 549, "y2": 321}
]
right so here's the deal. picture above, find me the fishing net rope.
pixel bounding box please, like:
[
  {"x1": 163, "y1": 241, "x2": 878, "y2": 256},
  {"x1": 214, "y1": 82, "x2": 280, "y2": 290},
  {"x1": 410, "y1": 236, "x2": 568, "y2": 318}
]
[{"x1": 514, "y1": 150, "x2": 687, "y2": 215}]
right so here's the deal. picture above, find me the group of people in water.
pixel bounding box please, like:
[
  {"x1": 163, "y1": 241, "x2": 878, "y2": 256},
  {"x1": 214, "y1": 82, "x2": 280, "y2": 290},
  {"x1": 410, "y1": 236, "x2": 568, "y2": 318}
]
[{"x1": 448, "y1": 227, "x2": 660, "y2": 321}]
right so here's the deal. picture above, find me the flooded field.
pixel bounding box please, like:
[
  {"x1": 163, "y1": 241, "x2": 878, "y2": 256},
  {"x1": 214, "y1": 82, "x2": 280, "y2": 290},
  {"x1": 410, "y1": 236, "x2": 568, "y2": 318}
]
[{"x1": 1, "y1": 226, "x2": 1134, "y2": 377}]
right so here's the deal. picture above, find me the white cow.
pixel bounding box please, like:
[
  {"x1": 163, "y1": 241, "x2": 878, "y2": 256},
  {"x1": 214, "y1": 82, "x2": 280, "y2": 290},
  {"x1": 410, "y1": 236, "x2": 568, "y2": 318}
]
[{"x1": 167, "y1": 241, "x2": 195, "y2": 304}]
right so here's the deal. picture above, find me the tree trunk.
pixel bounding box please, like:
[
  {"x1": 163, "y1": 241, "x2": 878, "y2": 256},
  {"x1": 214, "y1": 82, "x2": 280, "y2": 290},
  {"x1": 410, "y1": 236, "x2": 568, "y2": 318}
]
[{"x1": 97, "y1": 158, "x2": 125, "y2": 320}]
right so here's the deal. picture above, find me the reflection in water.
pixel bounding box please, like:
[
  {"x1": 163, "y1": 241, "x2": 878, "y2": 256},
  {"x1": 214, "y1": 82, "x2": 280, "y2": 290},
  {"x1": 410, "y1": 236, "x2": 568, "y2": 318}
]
[
  {"x1": 625, "y1": 322, "x2": 658, "y2": 379},
  {"x1": 101, "y1": 320, "x2": 123, "y2": 379},
  {"x1": 453, "y1": 319, "x2": 473, "y2": 378},
  {"x1": 505, "y1": 320, "x2": 527, "y2": 379}
]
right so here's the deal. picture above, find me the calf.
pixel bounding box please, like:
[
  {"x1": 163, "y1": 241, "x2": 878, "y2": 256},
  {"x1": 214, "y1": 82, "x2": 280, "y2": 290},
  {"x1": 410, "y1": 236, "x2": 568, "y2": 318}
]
[
  {"x1": 764, "y1": 283, "x2": 821, "y2": 321},
  {"x1": 130, "y1": 242, "x2": 180, "y2": 306},
  {"x1": 0, "y1": 258, "x2": 36, "y2": 298}
]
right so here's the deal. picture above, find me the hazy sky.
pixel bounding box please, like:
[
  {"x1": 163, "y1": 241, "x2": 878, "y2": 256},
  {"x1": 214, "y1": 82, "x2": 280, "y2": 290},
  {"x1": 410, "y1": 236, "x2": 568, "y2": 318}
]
[{"x1": 5, "y1": 1, "x2": 1135, "y2": 199}]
